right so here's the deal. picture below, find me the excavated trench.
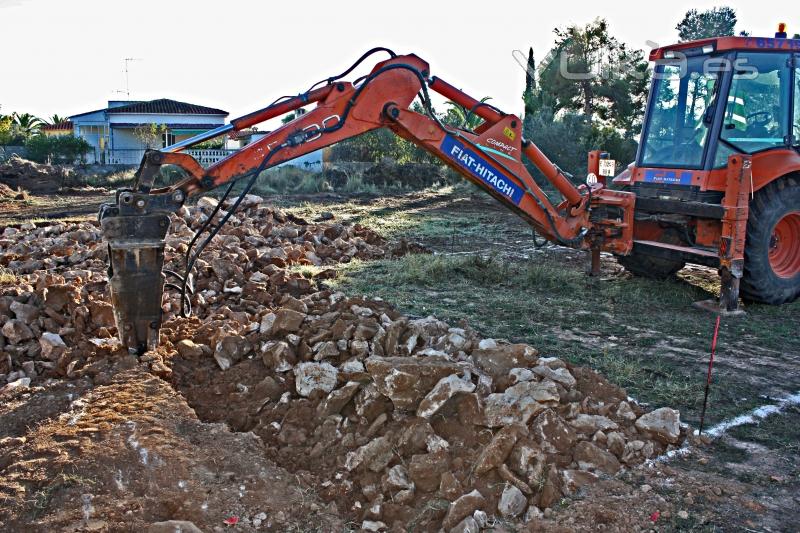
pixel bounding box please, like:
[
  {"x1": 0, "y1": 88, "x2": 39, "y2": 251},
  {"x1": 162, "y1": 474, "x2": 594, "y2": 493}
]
[{"x1": 1, "y1": 193, "x2": 689, "y2": 531}]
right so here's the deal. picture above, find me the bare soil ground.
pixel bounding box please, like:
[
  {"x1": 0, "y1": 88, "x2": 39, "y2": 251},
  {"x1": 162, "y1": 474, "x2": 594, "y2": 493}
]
[
  {"x1": 0, "y1": 157, "x2": 124, "y2": 225},
  {"x1": 0, "y1": 182, "x2": 798, "y2": 532}
]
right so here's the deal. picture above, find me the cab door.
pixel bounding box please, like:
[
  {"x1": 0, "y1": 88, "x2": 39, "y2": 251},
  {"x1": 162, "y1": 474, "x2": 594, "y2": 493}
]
[{"x1": 792, "y1": 54, "x2": 799, "y2": 147}]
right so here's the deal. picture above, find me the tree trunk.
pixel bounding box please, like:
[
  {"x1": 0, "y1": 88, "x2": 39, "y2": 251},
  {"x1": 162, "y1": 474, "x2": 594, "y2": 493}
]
[{"x1": 582, "y1": 81, "x2": 593, "y2": 118}]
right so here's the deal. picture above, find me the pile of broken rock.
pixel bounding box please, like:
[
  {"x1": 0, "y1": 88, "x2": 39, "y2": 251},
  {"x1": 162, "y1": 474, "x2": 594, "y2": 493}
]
[
  {"x1": 0, "y1": 194, "x2": 686, "y2": 531},
  {"x1": 170, "y1": 291, "x2": 686, "y2": 532},
  {"x1": 0, "y1": 194, "x2": 400, "y2": 386}
]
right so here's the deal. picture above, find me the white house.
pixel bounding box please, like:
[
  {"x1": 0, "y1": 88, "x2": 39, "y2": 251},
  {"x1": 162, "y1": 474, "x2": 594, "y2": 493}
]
[
  {"x1": 69, "y1": 99, "x2": 229, "y2": 164},
  {"x1": 226, "y1": 126, "x2": 325, "y2": 172}
]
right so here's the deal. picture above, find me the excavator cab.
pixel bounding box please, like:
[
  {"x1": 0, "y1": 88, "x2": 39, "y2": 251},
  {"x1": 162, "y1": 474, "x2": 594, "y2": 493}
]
[
  {"x1": 613, "y1": 31, "x2": 800, "y2": 309},
  {"x1": 640, "y1": 47, "x2": 796, "y2": 169}
]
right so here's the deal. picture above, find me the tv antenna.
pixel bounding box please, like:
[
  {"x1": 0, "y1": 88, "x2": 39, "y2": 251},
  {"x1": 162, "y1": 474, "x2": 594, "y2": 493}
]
[{"x1": 116, "y1": 57, "x2": 142, "y2": 98}]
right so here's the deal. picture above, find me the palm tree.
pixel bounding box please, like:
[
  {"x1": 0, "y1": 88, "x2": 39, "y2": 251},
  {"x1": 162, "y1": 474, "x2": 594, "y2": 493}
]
[
  {"x1": 44, "y1": 114, "x2": 68, "y2": 126},
  {"x1": 443, "y1": 96, "x2": 493, "y2": 131},
  {"x1": 11, "y1": 112, "x2": 43, "y2": 137}
]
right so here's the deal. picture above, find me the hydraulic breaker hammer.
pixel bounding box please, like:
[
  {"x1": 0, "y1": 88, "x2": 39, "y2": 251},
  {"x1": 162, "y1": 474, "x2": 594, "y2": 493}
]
[{"x1": 99, "y1": 154, "x2": 187, "y2": 353}]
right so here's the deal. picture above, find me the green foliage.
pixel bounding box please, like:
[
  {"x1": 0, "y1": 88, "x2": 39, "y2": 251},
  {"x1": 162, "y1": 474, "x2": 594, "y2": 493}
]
[
  {"x1": 538, "y1": 18, "x2": 649, "y2": 134},
  {"x1": 43, "y1": 114, "x2": 68, "y2": 126},
  {"x1": 524, "y1": 48, "x2": 536, "y2": 99},
  {"x1": 0, "y1": 115, "x2": 17, "y2": 145},
  {"x1": 522, "y1": 107, "x2": 636, "y2": 186},
  {"x1": 10, "y1": 112, "x2": 43, "y2": 140},
  {"x1": 133, "y1": 123, "x2": 168, "y2": 150},
  {"x1": 328, "y1": 129, "x2": 437, "y2": 164},
  {"x1": 24, "y1": 135, "x2": 91, "y2": 164},
  {"x1": 442, "y1": 97, "x2": 492, "y2": 131},
  {"x1": 519, "y1": 18, "x2": 644, "y2": 186},
  {"x1": 522, "y1": 47, "x2": 547, "y2": 116},
  {"x1": 676, "y1": 7, "x2": 739, "y2": 42},
  {"x1": 191, "y1": 138, "x2": 224, "y2": 149}
]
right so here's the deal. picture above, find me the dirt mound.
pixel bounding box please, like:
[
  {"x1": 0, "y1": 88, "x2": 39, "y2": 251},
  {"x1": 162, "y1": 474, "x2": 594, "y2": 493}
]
[
  {"x1": 0, "y1": 155, "x2": 71, "y2": 194},
  {"x1": 0, "y1": 193, "x2": 686, "y2": 531},
  {"x1": 0, "y1": 366, "x2": 342, "y2": 532},
  {"x1": 362, "y1": 161, "x2": 446, "y2": 189},
  {"x1": 0, "y1": 182, "x2": 28, "y2": 201}
]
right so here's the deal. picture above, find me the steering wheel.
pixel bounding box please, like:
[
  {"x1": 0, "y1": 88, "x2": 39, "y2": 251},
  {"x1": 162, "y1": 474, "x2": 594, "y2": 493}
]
[{"x1": 746, "y1": 110, "x2": 772, "y2": 127}]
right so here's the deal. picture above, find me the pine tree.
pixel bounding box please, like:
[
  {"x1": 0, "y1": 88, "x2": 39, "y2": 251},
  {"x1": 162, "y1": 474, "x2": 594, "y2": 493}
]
[
  {"x1": 522, "y1": 47, "x2": 541, "y2": 117},
  {"x1": 676, "y1": 7, "x2": 739, "y2": 42}
]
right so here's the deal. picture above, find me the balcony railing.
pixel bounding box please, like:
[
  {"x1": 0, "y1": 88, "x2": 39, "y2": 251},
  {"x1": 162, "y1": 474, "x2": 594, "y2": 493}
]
[
  {"x1": 185, "y1": 149, "x2": 238, "y2": 166},
  {"x1": 87, "y1": 148, "x2": 238, "y2": 167}
]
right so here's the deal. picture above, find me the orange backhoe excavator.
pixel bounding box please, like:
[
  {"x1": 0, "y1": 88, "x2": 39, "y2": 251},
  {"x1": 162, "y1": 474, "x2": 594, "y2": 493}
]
[{"x1": 101, "y1": 31, "x2": 800, "y2": 354}]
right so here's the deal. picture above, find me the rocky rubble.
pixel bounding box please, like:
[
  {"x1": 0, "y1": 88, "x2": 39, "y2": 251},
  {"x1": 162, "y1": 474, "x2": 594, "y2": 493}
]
[
  {"x1": 0, "y1": 193, "x2": 687, "y2": 531},
  {"x1": 0, "y1": 194, "x2": 401, "y2": 385}
]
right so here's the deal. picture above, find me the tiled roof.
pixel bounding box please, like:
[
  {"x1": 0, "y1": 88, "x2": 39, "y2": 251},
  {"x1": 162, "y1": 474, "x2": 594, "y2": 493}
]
[
  {"x1": 70, "y1": 107, "x2": 111, "y2": 119},
  {"x1": 106, "y1": 99, "x2": 227, "y2": 116},
  {"x1": 111, "y1": 123, "x2": 224, "y2": 129},
  {"x1": 42, "y1": 121, "x2": 73, "y2": 131}
]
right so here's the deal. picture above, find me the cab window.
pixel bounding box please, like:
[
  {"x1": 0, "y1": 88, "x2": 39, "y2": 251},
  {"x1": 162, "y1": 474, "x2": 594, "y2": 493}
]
[
  {"x1": 719, "y1": 52, "x2": 791, "y2": 155},
  {"x1": 641, "y1": 56, "x2": 719, "y2": 169}
]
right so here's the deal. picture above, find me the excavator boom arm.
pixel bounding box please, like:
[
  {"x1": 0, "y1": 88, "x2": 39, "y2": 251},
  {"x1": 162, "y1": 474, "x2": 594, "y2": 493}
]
[{"x1": 100, "y1": 50, "x2": 634, "y2": 353}]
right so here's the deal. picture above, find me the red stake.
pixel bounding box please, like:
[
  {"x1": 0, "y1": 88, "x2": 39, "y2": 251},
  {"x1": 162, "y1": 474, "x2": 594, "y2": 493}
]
[{"x1": 699, "y1": 315, "x2": 721, "y2": 434}]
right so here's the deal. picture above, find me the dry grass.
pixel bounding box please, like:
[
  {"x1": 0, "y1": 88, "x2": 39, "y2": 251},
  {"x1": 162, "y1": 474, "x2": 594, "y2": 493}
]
[{"x1": 0, "y1": 267, "x2": 18, "y2": 284}]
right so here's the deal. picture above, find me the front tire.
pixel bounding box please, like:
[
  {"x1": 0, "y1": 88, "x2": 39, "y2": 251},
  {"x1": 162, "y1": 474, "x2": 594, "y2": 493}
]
[{"x1": 741, "y1": 175, "x2": 800, "y2": 304}]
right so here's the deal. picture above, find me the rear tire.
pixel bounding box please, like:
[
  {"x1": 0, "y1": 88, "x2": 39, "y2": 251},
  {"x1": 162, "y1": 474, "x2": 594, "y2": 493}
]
[
  {"x1": 617, "y1": 252, "x2": 686, "y2": 280},
  {"x1": 741, "y1": 175, "x2": 800, "y2": 304},
  {"x1": 617, "y1": 225, "x2": 686, "y2": 280}
]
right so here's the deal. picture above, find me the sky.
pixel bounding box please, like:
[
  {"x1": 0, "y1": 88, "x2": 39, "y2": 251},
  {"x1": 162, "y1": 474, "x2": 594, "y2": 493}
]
[{"x1": 0, "y1": 0, "x2": 796, "y2": 128}]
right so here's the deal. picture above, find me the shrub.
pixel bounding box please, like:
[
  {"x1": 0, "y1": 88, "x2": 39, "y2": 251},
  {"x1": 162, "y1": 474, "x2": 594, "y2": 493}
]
[
  {"x1": 328, "y1": 128, "x2": 438, "y2": 165},
  {"x1": 523, "y1": 107, "x2": 638, "y2": 196},
  {"x1": 362, "y1": 162, "x2": 447, "y2": 189},
  {"x1": 24, "y1": 135, "x2": 91, "y2": 164}
]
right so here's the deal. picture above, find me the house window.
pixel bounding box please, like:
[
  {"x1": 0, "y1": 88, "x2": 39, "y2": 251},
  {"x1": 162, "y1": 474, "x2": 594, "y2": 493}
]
[{"x1": 162, "y1": 131, "x2": 175, "y2": 148}]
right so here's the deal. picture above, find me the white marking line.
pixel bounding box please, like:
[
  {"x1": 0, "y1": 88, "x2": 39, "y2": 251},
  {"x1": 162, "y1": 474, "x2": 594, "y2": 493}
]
[
  {"x1": 704, "y1": 391, "x2": 800, "y2": 438},
  {"x1": 650, "y1": 391, "x2": 800, "y2": 465}
]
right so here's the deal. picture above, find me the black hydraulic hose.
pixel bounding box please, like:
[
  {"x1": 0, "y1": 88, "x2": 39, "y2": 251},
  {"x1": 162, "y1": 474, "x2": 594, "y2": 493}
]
[
  {"x1": 184, "y1": 181, "x2": 236, "y2": 269},
  {"x1": 175, "y1": 63, "x2": 430, "y2": 317},
  {"x1": 179, "y1": 144, "x2": 286, "y2": 317},
  {"x1": 307, "y1": 47, "x2": 396, "y2": 92},
  {"x1": 462, "y1": 101, "x2": 506, "y2": 132},
  {"x1": 176, "y1": 180, "x2": 236, "y2": 314}
]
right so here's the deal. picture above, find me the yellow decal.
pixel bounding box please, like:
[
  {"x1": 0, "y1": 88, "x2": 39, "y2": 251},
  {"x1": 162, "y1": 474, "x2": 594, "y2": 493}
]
[{"x1": 503, "y1": 126, "x2": 516, "y2": 141}]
